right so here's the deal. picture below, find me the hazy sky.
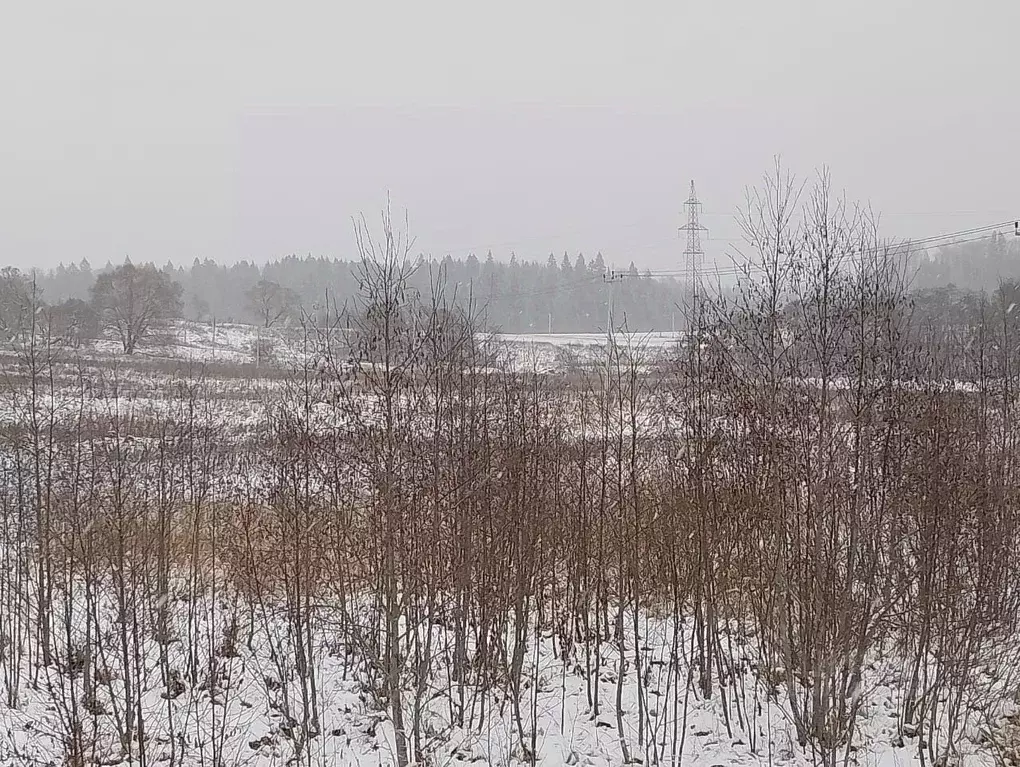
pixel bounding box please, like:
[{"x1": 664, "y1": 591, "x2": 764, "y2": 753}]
[{"x1": 2, "y1": 1, "x2": 1017, "y2": 272}]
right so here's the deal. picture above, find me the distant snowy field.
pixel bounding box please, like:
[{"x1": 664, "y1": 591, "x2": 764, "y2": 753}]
[
  {"x1": 7, "y1": 321, "x2": 683, "y2": 380},
  {"x1": 153, "y1": 323, "x2": 684, "y2": 371},
  {"x1": 78, "y1": 322, "x2": 684, "y2": 372},
  {"x1": 0, "y1": 322, "x2": 687, "y2": 438},
  {"x1": 90, "y1": 321, "x2": 315, "y2": 367}
]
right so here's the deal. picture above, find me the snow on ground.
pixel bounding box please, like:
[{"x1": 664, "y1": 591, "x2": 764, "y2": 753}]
[
  {"x1": 495, "y1": 333, "x2": 684, "y2": 348},
  {"x1": 86, "y1": 322, "x2": 684, "y2": 373},
  {"x1": 155, "y1": 323, "x2": 682, "y2": 373},
  {"x1": 485, "y1": 332, "x2": 682, "y2": 374},
  {"x1": 93, "y1": 321, "x2": 315, "y2": 367},
  {"x1": 44, "y1": 321, "x2": 681, "y2": 374},
  {"x1": 3, "y1": 582, "x2": 1007, "y2": 767},
  {"x1": 0, "y1": 324, "x2": 679, "y2": 435}
]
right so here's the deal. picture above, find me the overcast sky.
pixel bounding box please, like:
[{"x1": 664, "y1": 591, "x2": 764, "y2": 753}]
[{"x1": 1, "y1": 1, "x2": 1017, "y2": 272}]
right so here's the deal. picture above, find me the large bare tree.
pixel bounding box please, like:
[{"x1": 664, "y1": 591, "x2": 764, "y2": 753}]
[
  {"x1": 245, "y1": 279, "x2": 298, "y2": 328},
  {"x1": 90, "y1": 262, "x2": 182, "y2": 354}
]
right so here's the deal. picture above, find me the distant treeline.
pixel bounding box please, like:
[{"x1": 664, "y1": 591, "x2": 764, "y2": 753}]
[
  {"x1": 25, "y1": 230, "x2": 1020, "y2": 333},
  {"x1": 35, "y1": 252, "x2": 688, "y2": 333}
]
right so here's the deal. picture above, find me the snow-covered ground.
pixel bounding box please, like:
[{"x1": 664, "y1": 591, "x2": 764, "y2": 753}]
[
  {"x1": 3, "y1": 584, "x2": 1013, "y2": 767},
  {"x1": 89, "y1": 321, "x2": 314, "y2": 367},
  {"x1": 496, "y1": 332, "x2": 683, "y2": 348},
  {"x1": 0, "y1": 322, "x2": 677, "y2": 435},
  {"x1": 487, "y1": 332, "x2": 681, "y2": 374},
  {"x1": 73, "y1": 321, "x2": 682, "y2": 373}
]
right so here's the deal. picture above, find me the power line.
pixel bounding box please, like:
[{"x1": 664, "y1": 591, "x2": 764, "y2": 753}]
[
  {"x1": 868, "y1": 221, "x2": 1012, "y2": 250},
  {"x1": 464, "y1": 219, "x2": 1017, "y2": 306},
  {"x1": 642, "y1": 221, "x2": 1016, "y2": 279},
  {"x1": 427, "y1": 214, "x2": 1015, "y2": 261}
]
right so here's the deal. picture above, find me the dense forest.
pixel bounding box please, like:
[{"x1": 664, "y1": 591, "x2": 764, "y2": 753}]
[
  {"x1": 34, "y1": 252, "x2": 684, "y2": 334},
  {"x1": 20, "y1": 228, "x2": 1020, "y2": 334}
]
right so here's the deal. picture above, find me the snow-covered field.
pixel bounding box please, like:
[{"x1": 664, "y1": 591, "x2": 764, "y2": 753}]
[
  {"x1": 88, "y1": 321, "x2": 314, "y2": 368},
  {"x1": 2, "y1": 321, "x2": 1019, "y2": 766},
  {"x1": 82, "y1": 322, "x2": 683, "y2": 371},
  {"x1": 0, "y1": 321, "x2": 676, "y2": 434},
  {"x1": 496, "y1": 332, "x2": 683, "y2": 349},
  {"x1": 490, "y1": 332, "x2": 680, "y2": 374},
  {"x1": 78, "y1": 321, "x2": 681, "y2": 374}
]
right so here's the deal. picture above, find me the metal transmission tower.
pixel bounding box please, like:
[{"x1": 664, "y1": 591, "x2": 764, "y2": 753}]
[
  {"x1": 603, "y1": 267, "x2": 622, "y2": 342},
  {"x1": 678, "y1": 180, "x2": 708, "y2": 316}
]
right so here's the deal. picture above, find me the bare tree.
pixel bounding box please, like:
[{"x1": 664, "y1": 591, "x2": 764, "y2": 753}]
[
  {"x1": 0, "y1": 266, "x2": 36, "y2": 343},
  {"x1": 90, "y1": 262, "x2": 183, "y2": 354},
  {"x1": 246, "y1": 279, "x2": 298, "y2": 328},
  {"x1": 45, "y1": 298, "x2": 100, "y2": 349}
]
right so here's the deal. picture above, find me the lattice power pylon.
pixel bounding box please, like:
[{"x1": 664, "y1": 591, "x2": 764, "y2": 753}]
[{"x1": 678, "y1": 179, "x2": 708, "y2": 314}]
